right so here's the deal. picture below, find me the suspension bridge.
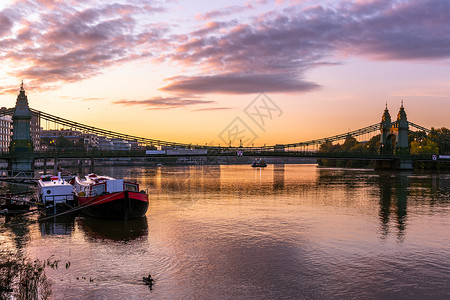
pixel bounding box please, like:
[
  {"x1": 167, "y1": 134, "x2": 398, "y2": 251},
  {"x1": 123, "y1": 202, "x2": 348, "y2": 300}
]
[{"x1": 0, "y1": 84, "x2": 449, "y2": 174}]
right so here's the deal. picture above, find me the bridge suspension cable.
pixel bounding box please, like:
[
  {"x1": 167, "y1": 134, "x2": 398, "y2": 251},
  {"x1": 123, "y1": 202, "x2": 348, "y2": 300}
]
[
  {"x1": 29, "y1": 108, "x2": 194, "y2": 148},
  {"x1": 27, "y1": 108, "x2": 383, "y2": 150},
  {"x1": 408, "y1": 122, "x2": 450, "y2": 145},
  {"x1": 2, "y1": 107, "x2": 448, "y2": 149},
  {"x1": 284, "y1": 123, "x2": 381, "y2": 148}
]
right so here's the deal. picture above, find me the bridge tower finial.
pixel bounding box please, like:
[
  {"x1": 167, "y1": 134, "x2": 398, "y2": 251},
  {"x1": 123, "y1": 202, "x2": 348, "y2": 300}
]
[
  {"x1": 401, "y1": 99, "x2": 404, "y2": 108},
  {"x1": 20, "y1": 80, "x2": 24, "y2": 91}
]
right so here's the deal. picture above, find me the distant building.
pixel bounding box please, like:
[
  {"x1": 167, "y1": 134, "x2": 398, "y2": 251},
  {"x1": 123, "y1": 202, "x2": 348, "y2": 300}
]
[
  {"x1": 0, "y1": 114, "x2": 12, "y2": 152},
  {"x1": 31, "y1": 113, "x2": 41, "y2": 150},
  {"x1": 82, "y1": 133, "x2": 99, "y2": 150},
  {"x1": 98, "y1": 136, "x2": 114, "y2": 150},
  {"x1": 274, "y1": 144, "x2": 285, "y2": 152},
  {"x1": 97, "y1": 136, "x2": 140, "y2": 151},
  {"x1": 111, "y1": 138, "x2": 132, "y2": 151},
  {"x1": 40, "y1": 129, "x2": 99, "y2": 150}
]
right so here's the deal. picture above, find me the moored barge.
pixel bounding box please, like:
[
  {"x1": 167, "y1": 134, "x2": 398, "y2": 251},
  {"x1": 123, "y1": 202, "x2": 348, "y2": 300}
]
[{"x1": 72, "y1": 173, "x2": 148, "y2": 220}]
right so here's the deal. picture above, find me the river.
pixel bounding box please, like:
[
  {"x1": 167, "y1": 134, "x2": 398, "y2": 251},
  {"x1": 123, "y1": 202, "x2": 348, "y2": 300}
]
[{"x1": 1, "y1": 164, "x2": 449, "y2": 299}]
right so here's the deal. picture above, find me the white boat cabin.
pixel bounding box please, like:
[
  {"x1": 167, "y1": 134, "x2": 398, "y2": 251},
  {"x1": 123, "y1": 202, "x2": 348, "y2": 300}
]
[
  {"x1": 38, "y1": 172, "x2": 74, "y2": 205},
  {"x1": 74, "y1": 173, "x2": 139, "y2": 197}
]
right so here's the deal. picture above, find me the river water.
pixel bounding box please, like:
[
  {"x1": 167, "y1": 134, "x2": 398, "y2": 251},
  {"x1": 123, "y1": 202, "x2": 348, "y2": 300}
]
[{"x1": 1, "y1": 164, "x2": 449, "y2": 299}]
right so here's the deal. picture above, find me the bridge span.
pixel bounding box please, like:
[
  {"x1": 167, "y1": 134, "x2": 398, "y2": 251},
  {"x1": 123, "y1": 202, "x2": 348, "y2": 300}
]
[{"x1": 0, "y1": 84, "x2": 449, "y2": 173}]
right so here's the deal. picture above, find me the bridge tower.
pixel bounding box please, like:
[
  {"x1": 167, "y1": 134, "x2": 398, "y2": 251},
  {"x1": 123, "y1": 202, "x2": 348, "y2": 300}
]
[
  {"x1": 379, "y1": 104, "x2": 392, "y2": 155},
  {"x1": 378, "y1": 102, "x2": 412, "y2": 170},
  {"x1": 379, "y1": 102, "x2": 410, "y2": 156},
  {"x1": 392, "y1": 101, "x2": 409, "y2": 156},
  {"x1": 8, "y1": 81, "x2": 34, "y2": 174}
]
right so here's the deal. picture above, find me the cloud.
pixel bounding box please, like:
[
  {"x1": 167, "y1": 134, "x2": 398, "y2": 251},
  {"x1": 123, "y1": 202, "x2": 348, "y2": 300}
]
[
  {"x1": 2, "y1": 0, "x2": 450, "y2": 96},
  {"x1": 0, "y1": 12, "x2": 13, "y2": 37},
  {"x1": 196, "y1": 3, "x2": 254, "y2": 20},
  {"x1": 113, "y1": 96, "x2": 215, "y2": 110},
  {"x1": 0, "y1": 1, "x2": 166, "y2": 93},
  {"x1": 163, "y1": 0, "x2": 450, "y2": 94},
  {"x1": 161, "y1": 73, "x2": 319, "y2": 94}
]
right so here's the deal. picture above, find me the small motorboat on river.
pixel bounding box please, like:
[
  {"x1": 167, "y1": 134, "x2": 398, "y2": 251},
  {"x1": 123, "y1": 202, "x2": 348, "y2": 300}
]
[
  {"x1": 37, "y1": 172, "x2": 76, "y2": 214},
  {"x1": 251, "y1": 158, "x2": 267, "y2": 168},
  {"x1": 72, "y1": 173, "x2": 149, "y2": 220}
]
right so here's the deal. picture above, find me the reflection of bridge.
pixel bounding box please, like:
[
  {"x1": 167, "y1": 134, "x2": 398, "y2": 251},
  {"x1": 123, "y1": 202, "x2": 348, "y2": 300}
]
[{"x1": 1, "y1": 84, "x2": 449, "y2": 174}]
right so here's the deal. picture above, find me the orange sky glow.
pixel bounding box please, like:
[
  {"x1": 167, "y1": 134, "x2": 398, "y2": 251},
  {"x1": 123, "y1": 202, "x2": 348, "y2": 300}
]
[{"x1": 0, "y1": 0, "x2": 449, "y2": 146}]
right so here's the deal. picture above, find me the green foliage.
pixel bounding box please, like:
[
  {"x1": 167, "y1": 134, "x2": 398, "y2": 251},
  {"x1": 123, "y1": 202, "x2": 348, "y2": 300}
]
[
  {"x1": 319, "y1": 135, "x2": 381, "y2": 155},
  {"x1": 410, "y1": 141, "x2": 439, "y2": 155},
  {"x1": 316, "y1": 127, "x2": 449, "y2": 168},
  {"x1": 341, "y1": 136, "x2": 358, "y2": 152},
  {"x1": 318, "y1": 127, "x2": 449, "y2": 158}
]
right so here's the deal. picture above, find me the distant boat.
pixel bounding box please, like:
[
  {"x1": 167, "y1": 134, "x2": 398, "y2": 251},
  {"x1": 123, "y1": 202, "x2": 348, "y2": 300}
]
[
  {"x1": 37, "y1": 172, "x2": 76, "y2": 215},
  {"x1": 251, "y1": 158, "x2": 267, "y2": 168},
  {"x1": 72, "y1": 173, "x2": 149, "y2": 220}
]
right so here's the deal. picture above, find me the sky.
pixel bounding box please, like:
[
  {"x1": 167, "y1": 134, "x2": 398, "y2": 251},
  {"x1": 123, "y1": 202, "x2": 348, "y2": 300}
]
[{"x1": 0, "y1": 0, "x2": 449, "y2": 147}]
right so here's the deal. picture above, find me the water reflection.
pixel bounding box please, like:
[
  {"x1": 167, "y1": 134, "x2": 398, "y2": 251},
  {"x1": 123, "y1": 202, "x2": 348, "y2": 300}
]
[
  {"x1": 395, "y1": 174, "x2": 408, "y2": 240},
  {"x1": 378, "y1": 174, "x2": 393, "y2": 239},
  {"x1": 78, "y1": 216, "x2": 148, "y2": 242},
  {"x1": 159, "y1": 166, "x2": 221, "y2": 207},
  {"x1": 2, "y1": 215, "x2": 31, "y2": 251},
  {"x1": 273, "y1": 164, "x2": 285, "y2": 190},
  {"x1": 39, "y1": 214, "x2": 76, "y2": 236},
  {"x1": 1, "y1": 165, "x2": 449, "y2": 299}
]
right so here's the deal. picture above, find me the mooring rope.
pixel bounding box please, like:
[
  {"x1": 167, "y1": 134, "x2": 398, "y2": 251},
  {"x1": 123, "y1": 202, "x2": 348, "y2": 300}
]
[{"x1": 37, "y1": 192, "x2": 135, "y2": 221}]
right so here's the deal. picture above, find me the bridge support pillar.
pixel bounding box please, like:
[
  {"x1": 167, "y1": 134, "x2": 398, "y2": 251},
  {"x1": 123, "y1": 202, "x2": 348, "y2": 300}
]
[
  {"x1": 53, "y1": 157, "x2": 58, "y2": 175},
  {"x1": 43, "y1": 157, "x2": 47, "y2": 175},
  {"x1": 397, "y1": 159, "x2": 413, "y2": 170},
  {"x1": 8, "y1": 157, "x2": 34, "y2": 176},
  {"x1": 78, "y1": 159, "x2": 83, "y2": 175},
  {"x1": 375, "y1": 159, "x2": 413, "y2": 170},
  {"x1": 89, "y1": 157, "x2": 94, "y2": 173}
]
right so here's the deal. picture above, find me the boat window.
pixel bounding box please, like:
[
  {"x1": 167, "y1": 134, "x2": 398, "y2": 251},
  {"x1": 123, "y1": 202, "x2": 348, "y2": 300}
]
[
  {"x1": 91, "y1": 183, "x2": 106, "y2": 195},
  {"x1": 41, "y1": 176, "x2": 51, "y2": 182},
  {"x1": 124, "y1": 183, "x2": 138, "y2": 192}
]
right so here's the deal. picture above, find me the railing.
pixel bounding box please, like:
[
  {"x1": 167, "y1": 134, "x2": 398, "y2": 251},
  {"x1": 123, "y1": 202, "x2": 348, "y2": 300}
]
[
  {"x1": 0, "y1": 170, "x2": 36, "y2": 179},
  {"x1": 42, "y1": 194, "x2": 75, "y2": 204}
]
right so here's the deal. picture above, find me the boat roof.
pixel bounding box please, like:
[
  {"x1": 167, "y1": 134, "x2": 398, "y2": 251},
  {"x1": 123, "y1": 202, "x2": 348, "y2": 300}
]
[
  {"x1": 75, "y1": 173, "x2": 119, "y2": 186},
  {"x1": 38, "y1": 174, "x2": 70, "y2": 187}
]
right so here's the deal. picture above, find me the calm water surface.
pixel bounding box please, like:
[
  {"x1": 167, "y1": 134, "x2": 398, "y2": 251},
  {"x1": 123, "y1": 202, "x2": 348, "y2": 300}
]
[{"x1": 1, "y1": 164, "x2": 449, "y2": 299}]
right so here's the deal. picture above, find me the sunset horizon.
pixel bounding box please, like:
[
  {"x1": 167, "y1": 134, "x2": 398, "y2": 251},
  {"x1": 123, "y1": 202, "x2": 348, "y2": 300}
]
[{"x1": 1, "y1": 0, "x2": 449, "y2": 146}]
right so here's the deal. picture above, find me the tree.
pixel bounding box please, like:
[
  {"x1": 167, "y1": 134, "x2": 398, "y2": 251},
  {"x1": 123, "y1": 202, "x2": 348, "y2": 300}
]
[
  {"x1": 410, "y1": 140, "x2": 439, "y2": 155},
  {"x1": 365, "y1": 134, "x2": 380, "y2": 154},
  {"x1": 55, "y1": 136, "x2": 73, "y2": 149},
  {"x1": 342, "y1": 136, "x2": 358, "y2": 152}
]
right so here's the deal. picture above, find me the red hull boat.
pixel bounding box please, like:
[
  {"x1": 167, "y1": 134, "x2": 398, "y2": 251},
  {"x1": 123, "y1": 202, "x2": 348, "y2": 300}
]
[{"x1": 72, "y1": 174, "x2": 149, "y2": 220}]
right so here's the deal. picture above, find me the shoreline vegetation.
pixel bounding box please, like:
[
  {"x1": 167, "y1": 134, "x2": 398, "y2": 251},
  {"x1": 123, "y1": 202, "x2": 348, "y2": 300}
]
[{"x1": 0, "y1": 250, "x2": 58, "y2": 300}]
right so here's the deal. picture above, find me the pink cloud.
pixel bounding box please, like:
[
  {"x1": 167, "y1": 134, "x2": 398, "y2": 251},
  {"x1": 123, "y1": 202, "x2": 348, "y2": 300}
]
[
  {"x1": 113, "y1": 96, "x2": 216, "y2": 110},
  {"x1": 0, "y1": 1, "x2": 166, "y2": 93},
  {"x1": 2, "y1": 0, "x2": 450, "y2": 97},
  {"x1": 162, "y1": 0, "x2": 450, "y2": 94},
  {"x1": 195, "y1": 3, "x2": 254, "y2": 20}
]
